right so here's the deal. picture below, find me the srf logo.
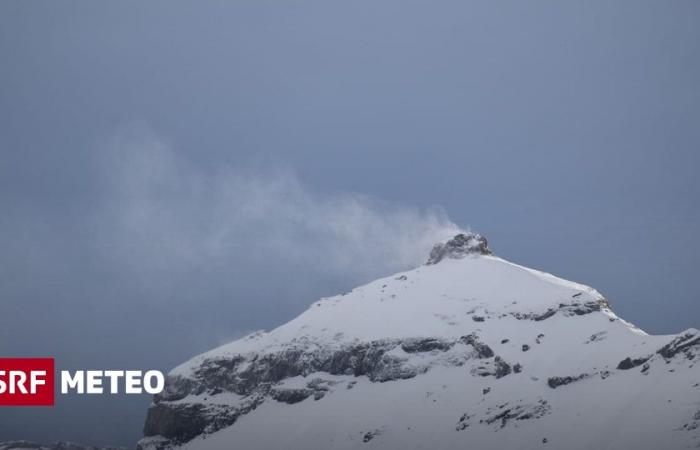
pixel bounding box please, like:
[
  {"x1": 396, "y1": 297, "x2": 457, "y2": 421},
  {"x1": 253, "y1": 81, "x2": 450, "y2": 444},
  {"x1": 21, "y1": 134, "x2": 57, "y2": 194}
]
[{"x1": 0, "y1": 358, "x2": 55, "y2": 406}]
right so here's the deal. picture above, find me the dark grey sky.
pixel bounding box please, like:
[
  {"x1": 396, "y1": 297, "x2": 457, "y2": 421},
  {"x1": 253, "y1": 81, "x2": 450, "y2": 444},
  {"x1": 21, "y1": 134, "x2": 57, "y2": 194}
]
[{"x1": 1, "y1": 1, "x2": 699, "y2": 447}]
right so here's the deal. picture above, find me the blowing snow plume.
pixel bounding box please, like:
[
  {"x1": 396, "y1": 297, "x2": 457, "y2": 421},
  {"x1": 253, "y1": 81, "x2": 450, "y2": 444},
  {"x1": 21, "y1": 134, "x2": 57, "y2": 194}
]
[{"x1": 96, "y1": 128, "x2": 464, "y2": 283}]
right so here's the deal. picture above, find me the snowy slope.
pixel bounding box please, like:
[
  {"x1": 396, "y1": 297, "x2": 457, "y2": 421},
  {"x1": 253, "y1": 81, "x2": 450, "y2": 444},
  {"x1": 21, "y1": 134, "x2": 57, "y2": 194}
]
[{"x1": 139, "y1": 233, "x2": 700, "y2": 450}]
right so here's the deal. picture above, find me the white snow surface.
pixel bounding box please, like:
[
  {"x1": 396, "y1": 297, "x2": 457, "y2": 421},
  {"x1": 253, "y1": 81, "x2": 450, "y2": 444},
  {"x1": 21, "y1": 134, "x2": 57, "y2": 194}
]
[{"x1": 172, "y1": 255, "x2": 639, "y2": 375}]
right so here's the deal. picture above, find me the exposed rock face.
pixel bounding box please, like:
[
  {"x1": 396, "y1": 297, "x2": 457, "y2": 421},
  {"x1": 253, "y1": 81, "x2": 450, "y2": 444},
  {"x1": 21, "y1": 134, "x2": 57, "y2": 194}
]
[
  {"x1": 547, "y1": 374, "x2": 590, "y2": 389},
  {"x1": 481, "y1": 399, "x2": 551, "y2": 428},
  {"x1": 138, "y1": 234, "x2": 700, "y2": 450},
  {"x1": 426, "y1": 233, "x2": 491, "y2": 264},
  {"x1": 510, "y1": 300, "x2": 605, "y2": 321},
  {"x1": 617, "y1": 356, "x2": 651, "y2": 370},
  {"x1": 658, "y1": 330, "x2": 700, "y2": 360},
  {"x1": 460, "y1": 334, "x2": 494, "y2": 358},
  {"x1": 141, "y1": 334, "x2": 522, "y2": 446}
]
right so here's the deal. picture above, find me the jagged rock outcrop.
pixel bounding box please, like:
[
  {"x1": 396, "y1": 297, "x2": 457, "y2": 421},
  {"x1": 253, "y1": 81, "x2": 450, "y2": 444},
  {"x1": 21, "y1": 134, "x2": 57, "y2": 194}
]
[
  {"x1": 617, "y1": 356, "x2": 651, "y2": 370},
  {"x1": 658, "y1": 329, "x2": 700, "y2": 360},
  {"x1": 547, "y1": 374, "x2": 590, "y2": 389},
  {"x1": 426, "y1": 233, "x2": 491, "y2": 264},
  {"x1": 141, "y1": 333, "x2": 521, "y2": 445},
  {"x1": 481, "y1": 399, "x2": 551, "y2": 428}
]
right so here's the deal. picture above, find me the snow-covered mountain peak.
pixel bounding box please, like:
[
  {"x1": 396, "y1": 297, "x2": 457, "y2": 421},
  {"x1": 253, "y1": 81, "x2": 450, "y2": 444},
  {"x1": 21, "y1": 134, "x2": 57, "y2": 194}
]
[
  {"x1": 139, "y1": 238, "x2": 700, "y2": 450},
  {"x1": 426, "y1": 232, "x2": 491, "y2": 264}
]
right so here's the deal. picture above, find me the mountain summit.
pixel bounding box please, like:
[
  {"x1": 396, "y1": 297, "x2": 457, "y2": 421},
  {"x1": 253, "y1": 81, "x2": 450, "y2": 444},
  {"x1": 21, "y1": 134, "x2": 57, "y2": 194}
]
[
  {"x1": 427, "y1": 232, "x2": 491, "y2": 264},
  {"x1": 139, "y1": 234, "x2": 700, "y2": 450}
]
